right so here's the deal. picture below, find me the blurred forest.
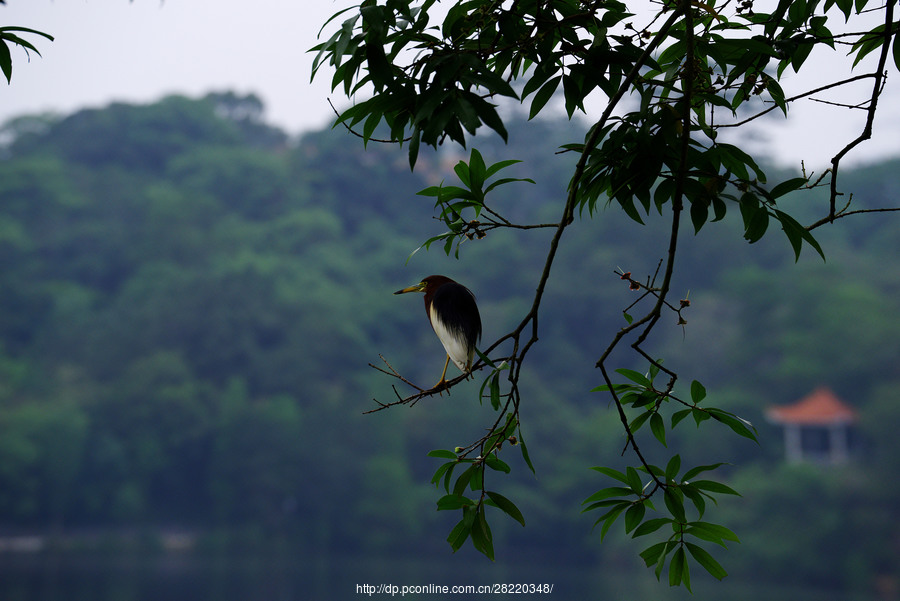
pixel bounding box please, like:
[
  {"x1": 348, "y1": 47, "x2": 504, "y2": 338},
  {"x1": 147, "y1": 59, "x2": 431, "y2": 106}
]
[{"x1": 0, "y1": 92, "x2": 899, "y2": 594}]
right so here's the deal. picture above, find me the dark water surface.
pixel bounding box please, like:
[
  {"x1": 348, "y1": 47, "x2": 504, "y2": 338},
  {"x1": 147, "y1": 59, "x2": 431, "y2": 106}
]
[{"x1": 0, "y1": 551, "x2": 876, "y2": 601}]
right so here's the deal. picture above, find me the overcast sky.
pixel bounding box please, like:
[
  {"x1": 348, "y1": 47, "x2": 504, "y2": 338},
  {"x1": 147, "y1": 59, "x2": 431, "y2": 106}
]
[{"x1": 3, "y1": 1, "x2": 898, "y2": 169}]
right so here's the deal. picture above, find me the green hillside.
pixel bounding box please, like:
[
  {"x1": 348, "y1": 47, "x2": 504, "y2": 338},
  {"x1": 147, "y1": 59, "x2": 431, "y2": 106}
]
[{"x1": 1, "y1": 93, "x2": 898, "y2": 593}]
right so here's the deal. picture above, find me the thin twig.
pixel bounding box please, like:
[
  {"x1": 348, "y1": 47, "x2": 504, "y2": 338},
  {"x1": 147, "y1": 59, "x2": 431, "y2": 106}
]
[
  {"x1": 328, "y1": 98, "x2": 413, "y2": 144},
  {"x1": 808, "y1": 206, "x2": 900, "y2": 231},
  {"x1": 716, "y1": 73, "x2": 875, "y2": 128}
]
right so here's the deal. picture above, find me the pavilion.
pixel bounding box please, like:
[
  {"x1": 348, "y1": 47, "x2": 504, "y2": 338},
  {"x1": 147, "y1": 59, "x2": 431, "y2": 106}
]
[{"x1": 766, "y1": 387, "x2": 859, "y2": 464}]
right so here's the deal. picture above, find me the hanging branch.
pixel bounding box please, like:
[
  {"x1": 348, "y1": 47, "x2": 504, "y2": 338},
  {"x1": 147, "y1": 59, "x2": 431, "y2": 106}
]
[
  {"x1": 595, "y1": 0, "x2": 694, "y2": 483},
  {"x1": 826, "y1": 0, "x2": 896, "y2": 223}
]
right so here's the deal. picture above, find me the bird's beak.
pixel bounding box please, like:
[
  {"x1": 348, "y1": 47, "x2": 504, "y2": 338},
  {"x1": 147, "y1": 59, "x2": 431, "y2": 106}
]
[{"x1": 394, "y1": 282, "x2": 426, "y2": 295}]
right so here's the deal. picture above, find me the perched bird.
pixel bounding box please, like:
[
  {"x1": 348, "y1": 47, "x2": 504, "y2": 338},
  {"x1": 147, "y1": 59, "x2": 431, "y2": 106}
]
[{"x1": 394, "y1": 275, "x2": 482, "y2": 389}]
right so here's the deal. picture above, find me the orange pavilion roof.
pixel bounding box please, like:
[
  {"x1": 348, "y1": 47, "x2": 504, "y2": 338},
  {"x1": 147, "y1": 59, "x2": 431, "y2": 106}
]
[{"x1": 766, "y1": 387, "x2": 858, "y2": 425}]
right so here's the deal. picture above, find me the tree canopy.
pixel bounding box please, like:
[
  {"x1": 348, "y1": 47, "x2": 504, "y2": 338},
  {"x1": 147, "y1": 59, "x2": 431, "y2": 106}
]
[{"x1": 313, "y1": 0, "x2": 900, "y2": 587}]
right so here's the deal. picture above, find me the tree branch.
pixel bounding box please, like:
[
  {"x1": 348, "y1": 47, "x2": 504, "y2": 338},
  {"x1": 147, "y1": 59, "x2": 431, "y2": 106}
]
[
  {"x1": 827, "y1": 0, "x2": 895, "y2": 222},
  {"x1": 716, "y1": 73, "x2": 876, "y2": 128},
  {"x1": 595, "y1": 0, "x2": 694, "y2": 483}
]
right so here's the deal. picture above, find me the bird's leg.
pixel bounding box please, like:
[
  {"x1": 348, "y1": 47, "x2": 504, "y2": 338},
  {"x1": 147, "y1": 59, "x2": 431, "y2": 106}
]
[{"x1": 432, "y1": 355, "x2": 451, "y2": 392}]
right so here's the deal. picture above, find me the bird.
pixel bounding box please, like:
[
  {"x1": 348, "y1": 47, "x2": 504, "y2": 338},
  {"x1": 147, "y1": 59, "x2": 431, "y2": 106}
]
[{"x1": 394, "y1": 275, "x2": 482, "y2": 390}]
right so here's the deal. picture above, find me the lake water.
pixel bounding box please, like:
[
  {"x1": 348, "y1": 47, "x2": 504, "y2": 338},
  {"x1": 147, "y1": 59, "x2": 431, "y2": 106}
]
[{"x1": 0, "y1": 551, "x2": 878, "y2": 601}]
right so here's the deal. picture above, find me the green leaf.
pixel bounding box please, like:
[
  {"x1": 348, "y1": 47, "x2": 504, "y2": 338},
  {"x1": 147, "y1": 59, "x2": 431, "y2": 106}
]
[
  {"x1": 468, "y1": 148, "x2": 486, "y2": 189},
  {"x1": 633, "y1": 517, "x2": 672, "y2": 538},
  {"x1": 690, "y1": 198, "x2": 709, "y2": 233},
  {"x1": 717, "y1": 142, "x2": 766, "y2": 182},
  {"x1": 0, "y1": 39, "x2": 11, "y2": 84},
  {"x1": 597, "y1": 502, "x2": 629, "y2": 540},
  {"x1": 664, "y1": 488, "x2": 686, "y2": 523},
  {"x1": 427, "y1": 449, "x2": 459, "y2": 460},
  {"x1": 584, "y1": 498, "x2": 630, "y2": 513},
  {"x1": 408, "y1": 127, "x2": 421, "y2": 169},
  {"x1": 686, "y1": 542, "x2": 728, "y2": 580},
  {"x1": 0, "y1": 26, "x2": 53, "y2": 84},
  {"x1": 852, "y1": 23, "x2": 891, "y2": 67},
  {"x1": 489, "y1": 372, "x2": 501, "y2": 410},
  {"x1": 453, "y1": 158, "x2": 471, "y2": 188},
  {"x1": 484, "y1": 175, "x2": 536, "y2": 195},
  {"x1": 665, "y1": 455, "x2": 681, "y2": 481},
  {"x1": 743, "y1": 205, "x2": 770, "y2": 243},
  {"x1": 681, "y1": 484, "x2": 706, "y2": 519},
  {"x1": 437, "y1": 494, "x2": 474, "y2": 510},
  {"x1": 431, "y1": 461, "x2": 454, "y2": 488},
  {"x1": 774, "y1": 209, "x2": 825, "y2": 261},
  {"x1": 466, "y1": 68, "x2": 518, "y2": 99},
  {"x1": 618, "y1": 196, "x2": 646, "y2": 224},
  {"x1": 834, "y1": 0, "x2": 853, "y2": 19},
  {"x1": 521, "y1": 62, "x2": 559, "y2": 98},
  {"x1": 639, "y1": 463, "x2": 666, "y2": 479},
  {"x1": 690, "y1": 380, "x2": 707, "y2": 403},
  {"x1": 625, "y1": 466, "x2": 644, "y2": 493},
  {"x1": 590, "y1": 466, "x2": 630, "y2": 485},
  {"x1": 453, "y1": 465, "x2": 475, "y2": 496},
  {"x1": 650, "y1": 412, "x2": 667, "y2": 447},
  {"x1": 671, "y1": 409, "x2": 691, "y2": 428},
  {"x1": 518, "y1": 435, "x2": 536, "y2": 474},
  {"x1": 624, "y1": 502, "x2": 646, "y2": 534},
  {"x1": 500, "y1": 412, "x2": 518, "y2": 439},
  {"x1": 893, "y1": 29, "x2": 900, "y2": 72},
  {"x1": 640, "y1": 541, "x2": 670, "y2": 569},
  {"x1": 682, "y1": 462, "x2": 728, "y2": 481},
  {"x1": 708, "y1": 408, "x2": 759, "y2": 443},
  {"x1": 0, "y1": 26, "x2": 55, "y2": 41},
  {"x1": 670, "y1": 547, "x2": 691, "y2": 591},
  {"x1": 468, "y1": 94, "x2": 508, "y2": 142},
  {"x1": 583, "y1": 486, "x2": 633, "y2": 507},
  {"x1": 630, "y1": 391, "x2": 658, "y2": 408},
  {"x1": 711, "y1": 195, "x2": 728, "y2": 222},
  {"x1": 628, "y1": 410, "x2": 652, "y2": 434},
  {"x1": 690, "y1": 407, "x2": 711, "y2": 426},
  {"x1": 769, "y1": 176, "x2": 808, "y2": 199},
  {"x1": 688, "y1": 521, "x2": 741, "y2": 545},
  {"x1": 691, "y1": 479, "x2": 741, "y2": 496},
  {"x1": 483, "y1": 453, "x2": 511, "y2": 474},
  {"x1": 615, "y1": 368, "x2": 652, "y2": 387},
  {"x1": 440, "y1": 461, "x2": 457, "y2": 492},
  {"x1": 486, "y1": 490, "x2": 526, "y2": 527},
  {"x1": 470, "y1": 506, "x2": 495, "y2": 560},
  {"x1": 659, "y1": 544, "x2": 675, "y2": 582},
  {"x1": 484, "y1": 158, "x2": 523, "y2": 179},
  {"x1": 529, "y1": 75, "x2": 562, "y2": 119},
  {"x1": 562, "y1": 72, "x2": 586, "y2": 116},
  {"x1": 469, "y1": 464, "x2": 484, "y2": 491},
  {"x1": 446, "y1": 506, "x2": 475, "y2": 551},
  {"x1": 474, "y1": 347, "x2": 497, "y2": 369}
]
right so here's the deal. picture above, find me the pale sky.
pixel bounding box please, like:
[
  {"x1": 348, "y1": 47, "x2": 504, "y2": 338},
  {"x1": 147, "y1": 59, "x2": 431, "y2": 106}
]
[{"x1": 2, "y1": 1, "x2": 898, "y2": 169}]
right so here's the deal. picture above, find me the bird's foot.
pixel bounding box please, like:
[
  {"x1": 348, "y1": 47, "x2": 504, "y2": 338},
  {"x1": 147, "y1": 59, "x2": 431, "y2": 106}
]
[{"x1": 429, "y1": 378, "x2": 449, "y2": 395}]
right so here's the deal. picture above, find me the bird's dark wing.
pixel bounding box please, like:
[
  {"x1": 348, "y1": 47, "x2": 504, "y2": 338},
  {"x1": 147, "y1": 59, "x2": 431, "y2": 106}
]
[{"x1": 430, "y1": 282, "x2": 482, "y2": 347}]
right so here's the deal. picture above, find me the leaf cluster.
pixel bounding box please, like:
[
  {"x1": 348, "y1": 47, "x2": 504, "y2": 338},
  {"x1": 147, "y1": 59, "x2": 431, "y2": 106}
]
[
  {"x1": 427, "y1": 410, "x2": 530, "y2": 560},
  {"x1": 0, "y1": 26, "x2": 53, "y2": 84},
  {"x1": 586, "y1": 363, "x2": 755, "y2": 588},
  {"x1": 585, "y1": 460, "x2": 739, "y2": 591},
  {"x1": 413, "y1": 148, "x2": 534, "y2": 257}
]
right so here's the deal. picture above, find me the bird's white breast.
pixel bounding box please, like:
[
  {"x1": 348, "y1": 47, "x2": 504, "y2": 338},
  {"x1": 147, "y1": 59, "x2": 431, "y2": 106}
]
[{"x1": 429, "y1": 303, "x2": 473, "y2": 372}]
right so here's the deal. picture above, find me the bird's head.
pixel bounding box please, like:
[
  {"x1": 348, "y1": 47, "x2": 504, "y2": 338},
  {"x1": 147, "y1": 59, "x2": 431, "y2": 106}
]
[{"x1": 393, "y1": 275, "x2": 453, "y2": 295}]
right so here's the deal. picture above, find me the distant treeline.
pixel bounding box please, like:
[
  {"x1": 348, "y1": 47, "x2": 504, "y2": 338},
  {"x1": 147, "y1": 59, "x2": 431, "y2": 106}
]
[{"x1": 0, "y1": 93, "x2": 898, "y2": 592}]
